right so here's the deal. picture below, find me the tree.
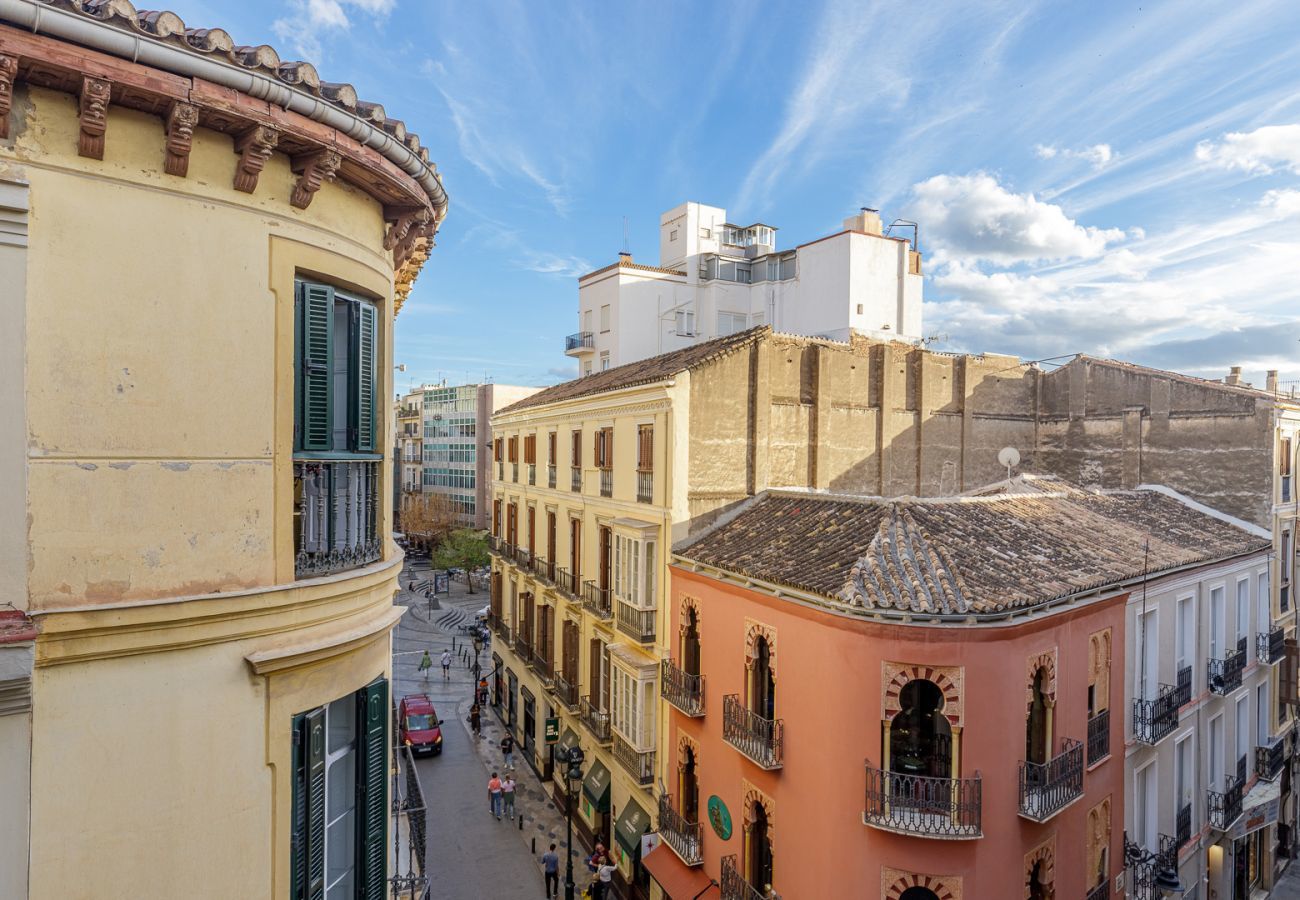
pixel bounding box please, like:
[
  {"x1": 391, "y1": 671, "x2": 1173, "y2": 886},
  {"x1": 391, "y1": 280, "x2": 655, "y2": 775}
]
[
  {"x1": 432, "y1": 528, "x2": 490, "y2": 593},
  {"x1": 399, "y1": 492, "x2": 459, "y2": 551}
]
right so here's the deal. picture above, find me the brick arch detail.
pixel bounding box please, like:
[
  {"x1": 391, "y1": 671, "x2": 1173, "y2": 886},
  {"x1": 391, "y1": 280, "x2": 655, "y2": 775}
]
[
  {"x1": 679, "y1": 595, "x2": 701, "y2": 637},
  {"x1": 677, "y1": 732, "x2": 700, "y2": 770},
  {"x1": 744, "y1": 619, "x2": 777, "y2": 680},
  {"x1": 1088, "y1": 628, "x2": 1112, "y2": 710},
  {"x1": 881, "y1": 866, "x2": 962, "y2": 900},
  {"x1": 741, "y1": 779, "x2": 775, "y2": 836},
  {"x1": 1024, "y1": 833, "x2": 1057, "y2": 900},
  {"x1": 882, "y1": 662, "x2": 964, "y2": 727},
  {"x1": 1087, "y1": 796, "x2": 1112, "y2": 888},
  {"x1": 1025, "y1": 647, "x2": 1058, "y2": 713}
]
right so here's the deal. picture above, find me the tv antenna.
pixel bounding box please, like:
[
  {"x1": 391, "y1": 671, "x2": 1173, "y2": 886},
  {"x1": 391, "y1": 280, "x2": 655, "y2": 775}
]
[
  {"x1": 622, "y1": 216, "x2": 630, "y2": 255},
  {"x1": 997, "y1": 446, "x2": 1021, "y2": 481}
]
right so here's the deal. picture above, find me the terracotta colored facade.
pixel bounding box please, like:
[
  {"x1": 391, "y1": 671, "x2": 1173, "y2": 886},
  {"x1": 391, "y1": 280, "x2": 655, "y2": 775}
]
[{"x1": 665, "y1": 565, "x2": 1127, "y2": 900}]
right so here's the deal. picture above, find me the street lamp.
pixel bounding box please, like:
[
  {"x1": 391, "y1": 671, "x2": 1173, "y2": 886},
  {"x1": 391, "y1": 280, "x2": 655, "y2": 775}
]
[
  {"x1": 472, "y1": 633, "x2": 484, "y2": 698},
  {"x1": 1124, "y1": 838, "x2": 1185, "y2": 897},
  {"x1": 563, "y1": 746, "x2": 586, "y2": 900}
]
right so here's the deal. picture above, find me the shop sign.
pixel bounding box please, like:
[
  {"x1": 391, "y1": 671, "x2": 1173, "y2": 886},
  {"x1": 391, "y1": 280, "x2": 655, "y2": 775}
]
[
  {"x1": 707, "y1": 795, "x2": 732, "y2": 840},
  {"x1": 544, "y1": 717, "x2": 560, "y2": 743}
]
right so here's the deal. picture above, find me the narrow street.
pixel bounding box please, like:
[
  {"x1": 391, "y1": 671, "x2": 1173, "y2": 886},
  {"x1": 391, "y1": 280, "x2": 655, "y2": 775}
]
[{"x1": 393, "y1": 558, "x2": 595, "y2": 900}]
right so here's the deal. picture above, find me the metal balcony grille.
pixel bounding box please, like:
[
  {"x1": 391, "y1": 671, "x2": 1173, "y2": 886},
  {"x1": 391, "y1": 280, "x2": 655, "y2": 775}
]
[
  {"x1": 293, "y1": 459, "x2": 381, "y2": 577},
  {"x1": 720, "y1": 855, "x2": 777, "y2": 900},
  {"x1": 1259, "y1": 627, "x2": 1285, "y2": 664},
  {"x1": 512, "y1": 462, "x2": 519, "y2": 482},
  {"x1": 565, "y1": 331, "x2": 594, "y2": 353},
  {"x1": 599, "y1": 468, "x2": 612, "y2": 497},
  {"x1": 579, "y1": 697, "x2": 611, "y2": 743},
  {"x1": 1177, "y1": 801, "x2": 1192, "y2": 848},
  {"x1": 1132, "y1": 683, "x2": 1180, "y2": 745},
  {"x1": 1257, "y1": 740, "x2": 1286, "y2": 781},
  {"x1": 1087, "y1": 709, "x2": 1110, "y2": 765},
  {"x1": 581, "y1": 581, "x2": 613, "y2": 619},
  {"x1": 528, "y1": 648, "x2": 553, "y2": 684},
  {"x1": 1208, "y1": 637, "x2": 1247, "y2": 695},
  {"x1": 1208, "y1": 776, "x2": 1244, "y2": 831},
  {"x1": 1127, "y1": 835, "x2": 1177, "y2": 900},
  {"x1": 514, "y1": 632, "x2": 531, "y2": 658},
  {"x1": 662, "y1": 659, "x2": 705, "y2": 717},
  {"x1": 556, "y1": 567, "x2": 581, "y2": 599},
  {"x1": 497, "y1": 461, "x2": 503, "y2": 481},
  {"x1": 722, "y1": 695, "x2": 782, "y2": 769},
  {"x1": 1018, "y1": 738, "x2": 1084, "y2": 822},
  {"x1": 571, "y1": 466, "x2": 581, "y2": 492},
  {"x1": 615, "y1": 599, "x2": 656, "y2": 643},
  {"x1": 528, "y1": 464, "x2": 535, "y2": 485},
  {"x1": 612, "y1": 732, "x2": 655, "y2": 786},
  {"x1": 1086, "y1": 880, "x2": 1109, "y2": 900},
  {"x1": 553, "y1": 672, "x2": 580, "y2": 711},
  {"x1": 862, "y1": 761, "x2": 982, "y2": 839},
  {"x1": 1174, "y1": 663, "x2": 1192, "y2": 706},
  {"x1": 658, "y1": 794, "x2": 703, "y2": 866},
  {"x1": 547, "y1": 464, "x2": 557, "y2": 489},
  {"x1": 636, "y1": 471, "x2": 652, "y2": 504}
]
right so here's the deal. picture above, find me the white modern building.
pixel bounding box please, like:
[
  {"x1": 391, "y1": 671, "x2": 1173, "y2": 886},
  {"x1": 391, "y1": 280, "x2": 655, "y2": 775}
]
[{"x1": 565, "y1": 201, "x2": 924, "y2": 373}]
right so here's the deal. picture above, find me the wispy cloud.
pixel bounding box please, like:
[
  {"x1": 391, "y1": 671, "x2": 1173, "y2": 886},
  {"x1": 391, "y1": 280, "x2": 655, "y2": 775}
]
[
  {"x1": 1034, "y1": 143, "x2": 1115, "y2": 170},
  {"x1": 272, "y1": 0, "x2": 394, "y2": 59},
  {"x1": 1196, "y1": 123, "x2": 1300, "y2": 175}
]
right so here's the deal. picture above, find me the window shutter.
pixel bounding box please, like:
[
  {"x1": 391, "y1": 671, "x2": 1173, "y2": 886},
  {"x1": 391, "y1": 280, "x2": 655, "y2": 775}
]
[
  {"x1": 1285, "y1": 639, "x2": 1299, "y2": 708},
  {"x1": 299, "y1": 283, "x2": 334, "y2": 451},
  {"x1": 594, "y1": 430, "x2": 601, "y2": 467},
  {"x1": 572, "y1": 431, "x2": 582, "y2": 467},
  {"x1": 353, "y1": 302, "x2": 378, "y2": 452},
  {"x1": 305, "y1": 706, "x2": 327, "y2": 900},
  {"x1": 290, "y1": 713, "x2": 307, "y2": 900},
  {"x1": 355, "y1": 677, "x2": 389, "y2": 900}
]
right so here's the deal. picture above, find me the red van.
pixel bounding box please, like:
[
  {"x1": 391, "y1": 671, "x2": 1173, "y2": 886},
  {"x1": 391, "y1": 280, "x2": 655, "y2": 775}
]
[{"x1": 398, "y1": 694, "x2": 444, "y2": 756}]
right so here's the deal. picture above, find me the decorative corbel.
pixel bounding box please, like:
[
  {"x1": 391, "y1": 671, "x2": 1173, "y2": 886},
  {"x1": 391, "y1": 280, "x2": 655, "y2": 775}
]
[
  {"x1": 393, "y1": 219, "x2": 432, "y2": 270},
  {"x1": 290, "y1": 147, "x2": 342, "y2": 209},
  {"x1": 163, "y1": 101, "x2": 199, "y2": 176},
  {"x1": 232, "y1": 124, "x2": 278, "y2": 193},
  {"x1": 0, "y1": 55, "x2": 17, "y2": 141},
  {"x1": 383, "y1": 207, "x2": 430, "y2": 252},
  {"x1": 78, "y1": 75, "x2": 110, "y2": 159}
]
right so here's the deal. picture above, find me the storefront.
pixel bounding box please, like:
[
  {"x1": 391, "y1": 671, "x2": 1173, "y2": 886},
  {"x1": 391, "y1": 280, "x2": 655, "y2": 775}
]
[
  {"x1": 581, "y1": 760, "x2": 613, "y2": 852},
  {"x1": 1229, "y1": 778, "x2": 1282, "y2": 899},
  {"x1": 614, "y1": 795, "x2": 653, "y2": 900}
]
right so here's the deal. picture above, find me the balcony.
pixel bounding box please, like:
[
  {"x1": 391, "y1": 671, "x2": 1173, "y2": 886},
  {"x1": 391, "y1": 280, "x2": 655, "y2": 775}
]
[
  {"x1": 722, "y1": 695, "x2": 782, "y2": 770},
  {"x1": 516, "y1": 547, "x2": 532, "y2": 570},
  {"x1": 1285, "y1": 474, "x2": 1293, "y2": 503},
  {"x1": 293, "y1": 459, "x2": 382, "y2": 578},
  {"x1": 1128, "y1": 835, "x2": 1178, "y2": 900},
  {"x1": 1258, "y1": 740, "x2": 1286, "y2": 781},
  {"x1": 512, "y1": 462, "x2": 519, "y2": 482},
  {"x1": 579, "y1": 697, "x2": 611, "y2": 744},
  {"x1": 496, "y1": 460, "x2": 503, "y2": 481},
  {"x1": 531, "y1": 556, "x2": 554, "y2": 585},
  {"x1": 658, "y1": 794, "x2": 703, "y2": 867},
  {"x1": 1208, "y1": 776, "x2": 1245, "y2": 831},
  {"x1": 547, "y1": 464, "x2": 557, "y2": 489},
  {"x1": 662, "y1": 659, "x2": 705, "y2": 717},
  {"x1": 514, "y1": 632, "x2": 531, "y2": 659},
  {"x1": 571, "y1": 466, "x2": 581, "y2": 492},
  {"x1": 528, "y1": 648, "x2": 554, "y2": 684},
  {"x1": 1087, "y1": 709, "x2": 1110, "y2": 765},
  {"x1": 582, "y1": 581, "x2": 613, "y2": 619},
  {"x1": 1208, "y1": 637, "x2": 1247, "y2": 695},
  {"x1": 612, "y1": 732, "x2": 655, "y2": 787},
  {"x1": 528, "y1": 464, "x2": 536, "y2": 486},
  {"x1": 636, "y1": 470, "x2": 653, "y2": 504},
  {"x1": 1133, "y1": 683, "x2": 1181, "y2": 745},
  {"x1": 553, "y1": 672, "x2": 580, "y2": 711},
  {"x1": 599, "y1": 468, "x2": 612, "y2": 497},
  {"x1": 1018, "y1": 738, "x2": 1084, "y2": 822},
  {"x1": 1086, "y1": 881, "x2": 1109, "y2": 900},
  {"x1": 1177, "y1": 801, "x2": 1192, "y2": 848},
  {"x1": 565, "y1": 331, "x2": 594, "y2": 355},
  {"x1": 862, "y1": 762, "x2": 982, "y2": 839},
  {"x1": 555, "y1": 567, "x2": 581, "y2": 600},
  {"x1": 720, "y1": 854, "x2": 777, "y2": 900},
  {"x1": 615, "y1": 599, "x2": 656, "y2": 644},
  {"x1": 1259, "y1": 627, "x2": 1285, "y2": 664}
]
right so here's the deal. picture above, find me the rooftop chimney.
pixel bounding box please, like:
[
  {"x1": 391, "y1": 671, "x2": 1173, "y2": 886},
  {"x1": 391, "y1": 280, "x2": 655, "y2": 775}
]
[
  {"x1": 843, "y1": 208, "x2": 882, "y2": 236},
  {"x1": 1267, "y1": 370, "x2": 1279, "y2": 392},
  {"x1": 1225, "y1": 366, "x2": 1242, "y2": 386},
  {"x1": 617, "y1": 251, "x2": 632, "y2": 264}
]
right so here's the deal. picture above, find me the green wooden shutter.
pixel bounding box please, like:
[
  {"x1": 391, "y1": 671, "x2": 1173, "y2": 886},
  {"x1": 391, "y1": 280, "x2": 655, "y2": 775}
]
[
  {"x1": 355, "y1": 677, "x2": 389, "y2": 899},
  {"x1": 299, "y1": 283, "x2": 334, "y2": 451},
  {"x1": 353, "y1": 302, "x2": 377, "y2": 452},
  {"x1": 290, "y1": 713, "x2": 307, "y2": 900},
  {"x1": 304, "y1": 707, "x2": 327, "y2": 900}
]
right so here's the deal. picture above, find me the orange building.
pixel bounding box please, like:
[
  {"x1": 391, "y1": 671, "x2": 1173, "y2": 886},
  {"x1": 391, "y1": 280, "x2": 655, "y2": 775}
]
[{"x1": 645, "y1": 479, "x2": 1266, "y2": 900}]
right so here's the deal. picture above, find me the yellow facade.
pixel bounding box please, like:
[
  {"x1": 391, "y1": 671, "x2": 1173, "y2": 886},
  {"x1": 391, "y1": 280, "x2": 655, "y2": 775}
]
[{"x1": 0, "y1": 10, "x2": 445, "y2": 898}]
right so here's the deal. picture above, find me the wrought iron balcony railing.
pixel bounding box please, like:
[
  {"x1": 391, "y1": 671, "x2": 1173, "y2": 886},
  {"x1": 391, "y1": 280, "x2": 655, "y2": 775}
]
[
  {"x1": 662, "y1": 659, "x2": 705, "y2": 717},
  {"x1": 547, "y1": 464, "x2": 557, "y2": 489},
  {"x1": 1259, "y1": 627, "x2": 1285, "y2": 664},
  {"x1": 293, "y1": 459, "x2": 382, "y2": 578},
  {"x1": 512, "y1": 462, "x2": 519, "y2": 482},
  {"x1": 637, "y1": 470, "x2": 653, "y2": 504},
  {"x1": 582, "y1": 581, "x2": 613, "y2": 619},
  {"x1": 516, "y1": 547, "x2": 532, "y2": 570},
  {"x1": 720, "y1": 854, "x2": 778, "y2": 900},
  {"x1": 514, "y1": 632, "x2": 531, "y2": 658},
  {"x1": 528, "y1": 648, "x2": 554, "y2": 683},
  {"x1": 1127, "y1": 834, "x2": 1177, "y2": 900},
  {"x1": 1087, "y1": 709, "x2": 1110, "y2": 765},
  {"x1": 1177, "y1": 801, "x2": 1192, "y2": 848},
  {"x1": 722, "y1": 695, "x2": 782, "y2": 770},
  {"x1": 1208, "y1": 637, "x2": 1247, "y2": 695},
  {"x1": 556, "y1": 567, "x2": 581, "y2": 599},
  {"x1": 615, "y1": 599, "x2": 656, "y2": 644},
  {"x1": 565, "y1": 331, "x2": 594, "y2": 354},
  {"x1": 579, "y1": 697, "x2": 611, "y2": 744},
  {"x1": 1018, "y1": 738, "x2": 1084, "y2": 822},
  {"x1": 1257, "y1": 739, "x2": 1286, "y2": 781},
  {"x1": 658, "y1": 794, "x2": 703, "y2": 866},
  {"x1": 599, "y1": 468, "x2": 613, "y2": 497},
  {"x1": 1086, "y1": 880, "x2": 1109, "y2": 900},
  {"x1": 862, "y1": 761, "x2": 982, "y2": 839},
  {"x1": 571, "y1": 466, "x2": 581, "y2": 492},
  {"x1": 1208, "y1": 775, "x2": 1245, "y2": 831},
  {"x1": 1133, "y1": 682, "x2": 1180, "y2": 745},
  {"x1": 553, "y1": 672, "x2": 580, "y2": 711},
  {"x1": 612, "y1": 732, "x2": 655, "y2": 786},
  {"x1": 497, "y1": 460, "x2": 503, "y2": 481},
  {"x1": 528, "y1": 464, "x2": 536, "y2": 485}
]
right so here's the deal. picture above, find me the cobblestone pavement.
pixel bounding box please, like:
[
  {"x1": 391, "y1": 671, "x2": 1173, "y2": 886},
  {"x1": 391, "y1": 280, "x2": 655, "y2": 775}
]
[
  {"x1": 393, "y1": 558, "x2": 600, "y2": 899},
  {"x1": 1275, "y1": 860, "x2": 1300, "y2": 898}
]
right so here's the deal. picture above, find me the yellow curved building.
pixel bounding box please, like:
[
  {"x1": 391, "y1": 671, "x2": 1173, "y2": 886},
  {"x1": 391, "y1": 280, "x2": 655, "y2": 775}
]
[{"x1": 0, "y1": 2, "x2": 445, "y2": 897}]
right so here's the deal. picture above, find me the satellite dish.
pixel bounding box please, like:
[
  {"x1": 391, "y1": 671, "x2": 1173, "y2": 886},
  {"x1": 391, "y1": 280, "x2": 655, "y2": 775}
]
[{"x1": 998, "y1": 446, "x2": 1021, "y2": 482}]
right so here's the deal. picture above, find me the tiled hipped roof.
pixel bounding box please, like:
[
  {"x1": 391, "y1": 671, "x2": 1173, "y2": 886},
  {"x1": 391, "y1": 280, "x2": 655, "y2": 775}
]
[
  {"x1": 496, "y1": 326, "x2": 770, "y2": 414},
  {"x1": 677, "y1": 484, "x2": 1268, "y2": 616}
]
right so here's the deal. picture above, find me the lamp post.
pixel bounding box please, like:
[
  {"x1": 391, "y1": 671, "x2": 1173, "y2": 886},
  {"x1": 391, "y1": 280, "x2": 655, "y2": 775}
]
[
  {"x1": 1124, "y1": 837, "x2": 1186, "y2": 898},
  {"x1": 564, "y1": 746, "x2": 586, "y2": 900},
  {"x1": 472, "y1": 633, "x2": 484, "y2": 702}
]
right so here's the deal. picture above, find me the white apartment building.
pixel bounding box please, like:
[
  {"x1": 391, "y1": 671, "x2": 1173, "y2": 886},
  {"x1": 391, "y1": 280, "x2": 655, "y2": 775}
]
[{"x1": 565, "y1": 201, "x2": 923, "y2": 373}]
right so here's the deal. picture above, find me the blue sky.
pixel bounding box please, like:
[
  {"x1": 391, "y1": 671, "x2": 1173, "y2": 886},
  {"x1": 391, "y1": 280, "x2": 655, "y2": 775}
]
[{"x1": 169, "y1": 0, "x2": 1300, "y2": 391}]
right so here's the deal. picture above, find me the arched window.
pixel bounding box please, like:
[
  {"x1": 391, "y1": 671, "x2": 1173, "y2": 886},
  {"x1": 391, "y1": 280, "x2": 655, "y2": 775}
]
[
  {"x1": 682, "y1": 607, "x2": 701, "y2": 678},
  {"x1": 1027, "y1": 667, "x2": 1050, "y2": 766},
  {"x1": 749, "y1": 637, "x2": 775, "y2": 720},
  {"x1": 898, "y1": 888, "x2": 941, "y2": 900},
  {"x1": 889, "y1": 679, "x2": 952, "y2": 779},
  {"x1": 746, "y1": 801, "x2": 773, "y2": 891},
  {"x1": 1027, "y1": 860, "x2": 1048, "y2": 900},
  {"x1": 679, "y1": 745, "x2": 699, "y2": 823}
]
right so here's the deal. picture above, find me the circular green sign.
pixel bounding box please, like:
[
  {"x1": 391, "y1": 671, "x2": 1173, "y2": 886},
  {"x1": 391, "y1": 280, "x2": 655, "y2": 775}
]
[{"x1": 706, "y1": 795, "x2": 732, "y2": 840}]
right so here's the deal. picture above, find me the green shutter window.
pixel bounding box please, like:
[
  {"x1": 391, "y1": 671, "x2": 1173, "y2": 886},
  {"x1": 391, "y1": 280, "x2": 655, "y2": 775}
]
[
  {"x1": 290, "y1": 713, "x2": 307, "y2": 900},
  {"x1": 304, "y1": 707, "x2": 327, "y2": 900},
  {"x1": 353, "y1": 302, "x2": 377, "y2": 452},
  {"x1": 355, "y1": 677, "x2": 389, "y2": 899},
  {"x1": 299, "y1": 283, "x2": 334, "y2": 451}
]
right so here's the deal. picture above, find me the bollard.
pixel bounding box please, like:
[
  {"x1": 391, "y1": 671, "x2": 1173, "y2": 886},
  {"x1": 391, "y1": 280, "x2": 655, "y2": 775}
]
[
  {"x1": 531, "y1": 836, "x2": 536, "y2": 854},
  {"x1": 519, "y1": 814, "x2": 524, "y2": 831}
]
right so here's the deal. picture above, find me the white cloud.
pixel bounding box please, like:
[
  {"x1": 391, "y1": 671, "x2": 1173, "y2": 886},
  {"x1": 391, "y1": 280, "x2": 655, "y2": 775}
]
[
  {"x1": 911, "y1": 172, "x2": 1126, "y2": 265},
  {"x1": 272, "y1": 0, "x2": 395, "y2": 59},
  {"x1": 1196, "y1": 124, "x2": 1300, "y2": 175},
  {"x1": 1034, "y1": 143, "x2": 1114, "y2": 169}
]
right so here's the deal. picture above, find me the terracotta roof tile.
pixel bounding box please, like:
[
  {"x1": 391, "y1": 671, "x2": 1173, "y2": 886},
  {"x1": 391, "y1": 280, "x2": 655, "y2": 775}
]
[
  {"x1": 677, "y1": 483, "x2": 1268, "y2": 616},
  {"x1": 578, "y1": 258, "x2": 686, "y2": 281}
]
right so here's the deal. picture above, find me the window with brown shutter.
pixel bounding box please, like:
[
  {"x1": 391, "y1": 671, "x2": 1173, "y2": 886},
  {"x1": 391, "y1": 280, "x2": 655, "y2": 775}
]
[
  {"x1": 548, "y1": 432, "x2": 557, "y2": 465},
  {"x1": 637, "y1": 424, "x2": 653, "y2": 472},
  {"x1": 595, "y1": 427, "x2": 613, "y2": 470},
  {"x1": 571, "y1": 430, "x2": 582, "y2": 467},
  {"x1": 570, "y1": 518, "x2": 582, "y2": 580},
  {"x1": 527, "y1": 506, "x2": 536, "y2": 555},
  {"x1": 1284, "y1": 638, "x2": 1299, "y2": 709},
  {"x1": 524, "y1": 435, "x2": 536, "y2": 465},
  {"x1": 507, "y1": 436, "x2": 518, "y2": 463},
  {"x1": 492, "y1": 499, "x2": 501, "y2": 536},
  {"x1": 494, "y1": 438, "x2": 503, "y2": 462}
]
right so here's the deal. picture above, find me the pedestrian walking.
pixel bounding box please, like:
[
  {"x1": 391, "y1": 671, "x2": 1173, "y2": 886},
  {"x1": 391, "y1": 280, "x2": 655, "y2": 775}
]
[
  {"x1": 488, "y1": 772, "x2": 503, "y2": 820},
  {"x1": 440, "y1": 649, "x2": 451, "y2": 681},
  {"x1": 470, "y1": 703, "x2": 482, "y2": 737},
  {"x1": 417, "y1": 650, "x2": 432, "y2": 680},
  {"x1": 541, "y1": 843, "x2": 559, "y2": 899},
  {"x1": 592, "y1": 860, "x2": 615, "y2": 900},
  {"x1": 500, "y1": 733, "x2": 515, "y2": 769},
  {"x1": 501, "y1": 774, "x2": 516, "y2": 819}
]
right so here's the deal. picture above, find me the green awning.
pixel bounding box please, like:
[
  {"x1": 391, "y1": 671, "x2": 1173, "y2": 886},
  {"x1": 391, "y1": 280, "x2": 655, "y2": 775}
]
[
  {"x1": 555, "y1": 728, "x2": 581, "y2": 759},
  {"x1": 615, "y1": 797, "x2": 652, "y2": 857},
  {"x1": 582, "y1": 760, "x2": 611, "y2": 811}
]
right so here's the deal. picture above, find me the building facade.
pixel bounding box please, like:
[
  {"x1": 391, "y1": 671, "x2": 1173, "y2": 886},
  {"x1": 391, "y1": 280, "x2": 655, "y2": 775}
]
[
  {"x1": 397, "y1": 389, "x2": 423, "y2": 494},
  {"x1": 565, "y1": 202, "x2": 923, "y2": 374},
  {"x1": 0, "y1": 3, "x2": 445, "y2": 897}
]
